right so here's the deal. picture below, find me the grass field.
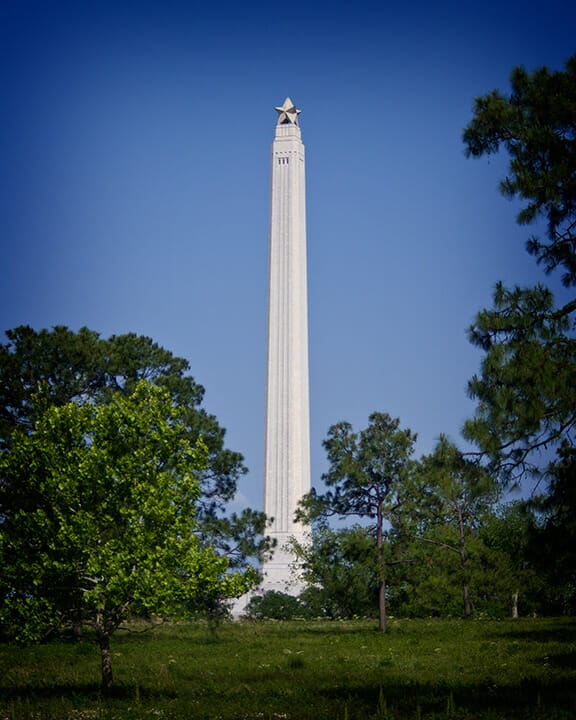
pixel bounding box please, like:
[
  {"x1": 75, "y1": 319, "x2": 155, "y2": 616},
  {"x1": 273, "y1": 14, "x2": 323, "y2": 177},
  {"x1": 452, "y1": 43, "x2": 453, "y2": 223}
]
[{"x1": 0, "y1": 617, "x2": 575, "y2": 719}]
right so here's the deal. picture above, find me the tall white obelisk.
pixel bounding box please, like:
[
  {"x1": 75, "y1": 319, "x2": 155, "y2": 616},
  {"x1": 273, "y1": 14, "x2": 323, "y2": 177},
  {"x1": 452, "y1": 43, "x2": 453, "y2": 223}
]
[{"x1": 262, "y1": 97, "x2": 310, "y2": 592}]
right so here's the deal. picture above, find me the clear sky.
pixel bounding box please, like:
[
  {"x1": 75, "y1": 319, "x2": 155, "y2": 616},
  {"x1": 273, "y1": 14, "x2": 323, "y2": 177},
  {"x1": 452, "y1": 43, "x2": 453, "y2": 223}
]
[{"x1": 1, "y1": 0, "x2": 575, "y2": 510}]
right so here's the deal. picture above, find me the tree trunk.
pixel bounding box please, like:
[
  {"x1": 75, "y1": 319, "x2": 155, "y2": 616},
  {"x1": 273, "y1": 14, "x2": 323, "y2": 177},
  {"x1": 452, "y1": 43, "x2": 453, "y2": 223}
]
[
  {"x1": 456, "y1": 504, "x2": 472, "y2": 619},
  {"x1": 512, "y1": 591, "x2": 519, "y2": 619},
  {"x1": 377, "y1": 504, "x2": 387, "y2": 632},
  {"x1": 99, "y1": 632, "x2": 113, "y2": 689},
  {"x1": 96, "y1": 612, "x2": 113, "y2": 689},
  {"x1": 463, "y1": 583, "x2": 472, "y2": 619},
  {"x1": 378, "y1": 580, "x2": 387, "y2": 631},
  {"x1": 72, "y1": 605, "x2": 83, "y2": 641}
]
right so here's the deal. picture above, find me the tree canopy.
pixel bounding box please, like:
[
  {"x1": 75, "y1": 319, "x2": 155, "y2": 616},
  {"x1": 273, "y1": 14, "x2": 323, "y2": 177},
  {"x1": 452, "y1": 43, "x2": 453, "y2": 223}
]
[
  {"x1": 463, "y1": 54, "x2": 576, "y2": 287},
  {"x1": 298, "y1": 412, "x2": 417, "y2": 630},
  {"x1": 526, "y1": 444, "x2": 576, "y2": 613},
  {"x1": 398, "y1": 437, "x2": 499, "y2": 618},
  {"x1": 0, "y1": 382, "x2": 255, "y2": 687},
  {"x1": 0, "y1": 327, "x2": 268, "y2": 683},
  {"x1": 462, "y1": 54, "x2": 576, "y2": 481},
  {"x1": 291, "y1": 524, "x2": 380, "y2": 620},
  {"x1": 0, "y1": 326, "x2": 241, "y2": 510},
  {"x1": 0, "y1": 326, "x2": 268, "y2": 575}
]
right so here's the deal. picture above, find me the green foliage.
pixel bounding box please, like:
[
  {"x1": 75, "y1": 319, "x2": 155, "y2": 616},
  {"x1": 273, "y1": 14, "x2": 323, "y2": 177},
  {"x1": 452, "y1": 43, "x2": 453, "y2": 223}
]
[
  {"x1": 392, "y1": 521, "x2": 535, "y2": 620},
  {"x1": 462, "y1": 55, "x2": 576, "y2": 481},
  {"x1": 0, "y1": 382, "x2": 255, "y2": 686},
  {"x1": 477, "y1": 501, "x2": 546, "y2": 617},
  {"x1": 405, "y1": 437, "x2": 499, "y2": 529},
  {"x1": 525, "y1": 445, "x2": 576, "y2": 613},
  {"x1": 298, "y1": 412, "x2": 417, "y2": 631},
  {"x1": 463, "y1": 54, "x2": 576, "y2": 287},
  {"x1": 317, "y1": 413, "x2": 417, "y2": 520},
  {"x1": 0, "y1": 326, "x2": 241, "y2": 510},
  {"x1": 0, "y1": 326, "x2": 269, "y2": 624},
  {"x1": 390, "y1": 535, "x2": 467, "y2": 618},
  {"x1": 244, "y1": 591, "x2": 306, "y2": 620},
  {"x1": 463, "y1": 283, "x2": 576, "y2": 480},
  {"x1": 388, "y1": 490, "x2": 570, "y2": 620},
  {"x1": 393, "y1": 437, "x2": 498, "y2": 618},
  {"x1": 386, "y1": 438, "x2": 564, "y2": 619},
  {"x1": 292, "y1": 525, "x2": 380, "y2": 619}
]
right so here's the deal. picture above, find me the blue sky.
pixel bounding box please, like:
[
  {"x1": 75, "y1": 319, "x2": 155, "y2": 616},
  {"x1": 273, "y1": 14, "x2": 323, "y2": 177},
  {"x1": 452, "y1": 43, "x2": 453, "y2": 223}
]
[{"x1": 1, "y1": 0, "x2": 575, "y2": 510}]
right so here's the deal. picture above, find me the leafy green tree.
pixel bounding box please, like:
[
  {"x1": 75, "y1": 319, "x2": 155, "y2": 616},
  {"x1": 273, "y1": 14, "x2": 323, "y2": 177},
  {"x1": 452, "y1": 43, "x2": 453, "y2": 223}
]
[
  {"x1": 526, "y1": 445, "x2": 576, "y2": 613},
  {"x1": 298, "y1": 412, "x2": 417, "y2": 630},
  {"x1": 0, "y1": 326, "x2": 241, "y2": 509},
  {"x1": 389, "y1": 526, "x2": 477, "y2": 618},
  {"x1": 0, "y1": 326, "x2": 269, "y2": 619},
  {"x1": 478, "y1": 501, "x2": 545, "y2": 617},
  {"x1": 392, "y1": 487, "x2": 563, "y2": 619},
  {"x1": 461, "y1": 55, "x2": 576, "y2": 482},
  {"x1": 390, "y1": 519, "x2": 530, "y2": 619},
  {"x1": 397, "y1": 437, "x2": 499, "y2": 618},
  {"x1": 291, "y1": 524, "x2": 379, "y2": 619},
  {"x1": 244, "y1": 591, "x2": 305, "y2": 620},
  {"x1": 0, "y1": 382, "x2": 254, "y2": 688}
]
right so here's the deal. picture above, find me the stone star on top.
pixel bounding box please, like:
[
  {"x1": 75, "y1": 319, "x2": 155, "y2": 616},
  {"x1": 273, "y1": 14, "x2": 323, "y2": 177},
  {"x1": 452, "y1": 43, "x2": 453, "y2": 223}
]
[{"x1": 275, "y1": 97, "x2": 301, "y2": 126}]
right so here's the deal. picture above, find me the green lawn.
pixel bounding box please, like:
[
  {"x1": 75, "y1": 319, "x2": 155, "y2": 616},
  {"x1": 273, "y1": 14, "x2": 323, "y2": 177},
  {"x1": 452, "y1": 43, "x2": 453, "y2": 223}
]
[{"x1": 1, "y1": 617, "x2": 575, "y2": 719}]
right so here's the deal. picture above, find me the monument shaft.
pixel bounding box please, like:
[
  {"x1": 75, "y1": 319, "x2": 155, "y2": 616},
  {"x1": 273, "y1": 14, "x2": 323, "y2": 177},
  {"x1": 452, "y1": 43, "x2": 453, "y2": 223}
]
[{"x1": 262, "y1": 99, "x2": 310, "y2": 590}]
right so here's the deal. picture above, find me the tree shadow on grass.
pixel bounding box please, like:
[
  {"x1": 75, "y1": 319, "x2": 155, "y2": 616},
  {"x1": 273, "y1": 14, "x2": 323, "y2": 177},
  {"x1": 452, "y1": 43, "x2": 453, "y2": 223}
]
[
  {"x1": 547, "y1": 650, "x2": 576, "y2": 669},
  {"x1": 3, "y1": 678, "x2": 576, "y2": 719},
  {"x1": 487, "y1": 618, "x2": 576, "y2": 644},
  {"x1": 321, "y1": 677, "x2": 576, "y2": 718},
  {"x1": 0, "y1": 683, "x2": 178, "y2": 702}
]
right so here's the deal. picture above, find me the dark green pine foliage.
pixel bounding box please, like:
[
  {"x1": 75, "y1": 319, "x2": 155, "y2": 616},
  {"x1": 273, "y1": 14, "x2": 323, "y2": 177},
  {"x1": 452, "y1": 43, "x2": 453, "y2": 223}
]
[
  {"x1": 291, "y1": 524, "x2": 380, "y2": 619},
  {"x1": 527, "y1": 445, "x2": 576, "y2": 613},
  {"x1": 395, "y1": 437, "x2": 499, "y2": 618},
  {"x1": 297, "y1": 412, "x2": 417, "y2": 631},
  {"x1": 463, "y1": 55, "x2": 576, "y2": 287},
  {"x1": 462, "y1": 54, "x2": 576, "y2": 482},
  {"x1": 464, "y1": 283, "x2": 576, "y2": 479}
]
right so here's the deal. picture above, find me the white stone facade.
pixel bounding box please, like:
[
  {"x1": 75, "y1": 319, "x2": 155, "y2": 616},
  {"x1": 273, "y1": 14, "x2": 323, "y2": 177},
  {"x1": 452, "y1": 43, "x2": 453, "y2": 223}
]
[{"x1": 261, "y1": 102, "x2": 311, "y2": 593}]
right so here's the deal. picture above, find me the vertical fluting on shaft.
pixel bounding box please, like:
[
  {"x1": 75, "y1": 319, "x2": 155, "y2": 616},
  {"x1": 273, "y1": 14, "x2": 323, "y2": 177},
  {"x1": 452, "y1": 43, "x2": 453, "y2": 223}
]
[{"x1": 262, "y1": 100, "x2": 310, "y2": 592}]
